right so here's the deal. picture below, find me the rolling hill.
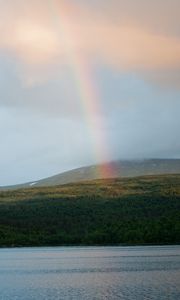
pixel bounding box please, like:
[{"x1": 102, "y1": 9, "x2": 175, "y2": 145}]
[
  {"x1": 0, "y1": 174, "x2": 179, "y2": 246},
  {"x1": 1, "y1": 159, "x2": 180, "y2": 189}
]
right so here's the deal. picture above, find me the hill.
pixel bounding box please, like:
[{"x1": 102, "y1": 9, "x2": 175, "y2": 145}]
[
  {"x1": 1, "y1": 158, "x2": 180, "y2": 189},
  {"x1": 0, "y1": 174, "x2": 179, "y2": 247}
]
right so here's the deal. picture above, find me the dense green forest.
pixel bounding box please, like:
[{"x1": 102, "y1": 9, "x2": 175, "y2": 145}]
[{"x1": 0, "y1": 175, "x2": 179, "y2": 247}]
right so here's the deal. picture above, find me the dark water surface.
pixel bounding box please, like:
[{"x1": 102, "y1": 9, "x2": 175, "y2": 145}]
[{"x1": 0, "y1": 246, "x2": 179, "y2": 299}]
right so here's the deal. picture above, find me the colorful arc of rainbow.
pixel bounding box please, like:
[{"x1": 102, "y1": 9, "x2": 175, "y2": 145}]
[{"x1": 47, "y1": 0, "x2": 115, "y2": 178}]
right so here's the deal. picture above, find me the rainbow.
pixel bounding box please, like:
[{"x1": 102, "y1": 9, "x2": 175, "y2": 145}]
[{"x1": 47, "y1": 0, "x2": 115, "y2": 178}]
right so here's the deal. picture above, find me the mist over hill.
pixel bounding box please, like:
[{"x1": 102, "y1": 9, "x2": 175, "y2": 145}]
[{"x1": 1, "y1": 159, "x2": 180, "y2": 190}]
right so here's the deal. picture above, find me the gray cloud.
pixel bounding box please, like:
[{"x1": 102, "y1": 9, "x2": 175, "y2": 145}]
[
  {"x1": 0, "y1": 0, "x2": 180, "y2": 185},
  {"x1": 0, "y1": 107, "x2": 96, "y2": 185}
]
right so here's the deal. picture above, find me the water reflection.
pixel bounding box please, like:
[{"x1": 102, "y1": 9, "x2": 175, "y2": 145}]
[{"x1": 0, "y1": 246, "x2": 179, "y2": 299}]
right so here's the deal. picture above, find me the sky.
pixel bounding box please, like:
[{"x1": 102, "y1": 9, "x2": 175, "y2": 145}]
[{"x1": 0, "y1": 0, "x2": 180, "y2": 185}]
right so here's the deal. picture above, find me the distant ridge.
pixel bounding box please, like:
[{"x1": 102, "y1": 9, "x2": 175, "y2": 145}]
[{"x1": 1, "y1": 159, "x2": 180, "y2": 190}]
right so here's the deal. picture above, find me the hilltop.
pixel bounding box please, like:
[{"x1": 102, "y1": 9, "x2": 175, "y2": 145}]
[{"x1": 2, "y1": 158, "x2": 180, "y2": 189}]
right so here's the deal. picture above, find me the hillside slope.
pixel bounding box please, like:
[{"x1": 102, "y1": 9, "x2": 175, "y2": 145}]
[
  {"x1": 0, "y1": 174, "x2": 179, "y2": 246},
  {"x1": 2, "y1": 159, "x2": 180, "y2": 189}
]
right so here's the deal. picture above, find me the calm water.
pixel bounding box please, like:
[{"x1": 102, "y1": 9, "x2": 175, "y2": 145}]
[{"x1": 0, "y1": 246, "x2": 179, "y2": 300}]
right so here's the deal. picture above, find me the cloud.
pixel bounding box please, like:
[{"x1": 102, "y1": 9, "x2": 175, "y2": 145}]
[
  {"x1": 0, "y1": 56, "x2": 83, "y2": 117},
  {"x1": 0, "y1": 0, "x2": 180, "y2": 86},
  {"x1": 85, "y1": 0, "x2": 180, "y2": 36},
  {"x1": 0, "y1": 1, "x2": 179, "y2": 185},
  {"x1": 0, "y1": 107, "x2": 96, "y2": 185}
]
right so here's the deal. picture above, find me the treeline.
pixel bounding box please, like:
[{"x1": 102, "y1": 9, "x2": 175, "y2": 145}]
[{"x1": 0, "y1": 175, "x2": 179, "y2": 246}]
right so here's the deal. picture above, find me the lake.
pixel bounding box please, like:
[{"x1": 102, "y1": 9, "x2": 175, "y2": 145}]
[{"x1": 0, "y1": 246, "x2": 179, "y2": 299}]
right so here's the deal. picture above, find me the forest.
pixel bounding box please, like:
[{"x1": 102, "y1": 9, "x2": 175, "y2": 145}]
[{"x1": 0, "y1": 175, "x2": 179, "y2": 247}]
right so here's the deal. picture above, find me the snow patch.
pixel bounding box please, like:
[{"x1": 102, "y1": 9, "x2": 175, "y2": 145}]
[{"x1": 29, "y1": 182, "x2": 37, "y2": 186}]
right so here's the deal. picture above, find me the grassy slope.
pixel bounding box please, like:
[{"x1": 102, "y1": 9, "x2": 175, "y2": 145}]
[{"x1": 0, "y1": 174, "x2": 179, "y2": 247}]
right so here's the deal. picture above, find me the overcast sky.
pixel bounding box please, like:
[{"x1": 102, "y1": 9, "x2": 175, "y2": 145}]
[{"x1": 0, "y1": 0, "x2": 180, "y2": 185}]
